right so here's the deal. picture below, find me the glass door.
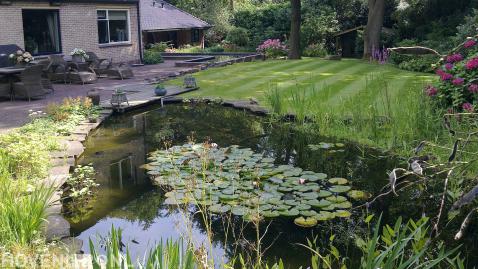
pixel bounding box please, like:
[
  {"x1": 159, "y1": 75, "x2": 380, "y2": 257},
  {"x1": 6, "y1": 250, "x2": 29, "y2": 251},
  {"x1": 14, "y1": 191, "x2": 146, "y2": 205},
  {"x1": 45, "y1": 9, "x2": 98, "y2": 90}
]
[{"x1": 22, "y1": 9, "x2": 61, "y2": 55}]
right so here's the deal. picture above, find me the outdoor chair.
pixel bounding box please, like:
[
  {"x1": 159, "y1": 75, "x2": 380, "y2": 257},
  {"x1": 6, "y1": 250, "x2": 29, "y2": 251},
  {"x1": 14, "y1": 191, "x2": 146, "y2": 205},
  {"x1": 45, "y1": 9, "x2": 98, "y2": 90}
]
[
  {"x1": 47, "y1": 55, "x2": 97, "y2": 85},
  {"x1": 12, "y1": 65, "x2": 49, "y2": 101},
  {"x1": 36, "y1": 59, "x2": 55, "y2": 93},
  {"x1": 87, "y1": 51, "x2": 134, "y2": 80},
  {"x1": 0, "y1": 82, "x2": 11, "y2": 100}
]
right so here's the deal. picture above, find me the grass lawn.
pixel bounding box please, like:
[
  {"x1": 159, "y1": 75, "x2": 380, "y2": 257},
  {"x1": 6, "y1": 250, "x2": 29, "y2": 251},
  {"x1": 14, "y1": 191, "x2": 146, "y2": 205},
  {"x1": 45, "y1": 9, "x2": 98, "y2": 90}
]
[
  {"x1": 168, "y1": 58, "x2": 443, "y2": 153},
  {"x1": 178, "y1": 58, "x2": 433, "y2": 101}
]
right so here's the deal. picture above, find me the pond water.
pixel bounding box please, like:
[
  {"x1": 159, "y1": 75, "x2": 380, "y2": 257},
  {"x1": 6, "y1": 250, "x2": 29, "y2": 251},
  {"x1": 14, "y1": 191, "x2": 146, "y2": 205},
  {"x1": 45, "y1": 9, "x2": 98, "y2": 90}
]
[{"x1": 66, "y1": 103, "x2": 478, "y2": 267}]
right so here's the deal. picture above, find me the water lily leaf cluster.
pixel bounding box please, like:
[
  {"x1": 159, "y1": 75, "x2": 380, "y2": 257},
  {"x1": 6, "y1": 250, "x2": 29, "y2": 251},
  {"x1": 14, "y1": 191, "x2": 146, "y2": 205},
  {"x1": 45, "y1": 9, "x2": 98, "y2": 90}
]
[{"x1": 145, "y1": 143, "x2": 357, "y2": 227}]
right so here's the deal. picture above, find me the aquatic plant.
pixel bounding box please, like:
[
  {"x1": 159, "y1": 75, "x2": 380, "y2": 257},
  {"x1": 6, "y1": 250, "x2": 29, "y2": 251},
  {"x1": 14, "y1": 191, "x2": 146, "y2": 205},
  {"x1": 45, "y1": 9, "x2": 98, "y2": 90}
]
[
  {"x1": 144, "y1": 143, "x2": 357, "y2": 227},
  {"x1": 89, "y1": 226, "x2": 196, "y2": 269},
  {"x1": 300, "y1": 215, "x2": 464, "y2": 269}
]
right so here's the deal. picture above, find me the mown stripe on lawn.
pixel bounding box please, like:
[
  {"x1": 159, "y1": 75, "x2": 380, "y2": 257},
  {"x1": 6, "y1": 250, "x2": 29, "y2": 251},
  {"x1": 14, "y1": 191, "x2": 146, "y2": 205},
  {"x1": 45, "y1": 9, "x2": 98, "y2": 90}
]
[{"x1": 226, "y1": 60, "x2": 349, "y2": 97}]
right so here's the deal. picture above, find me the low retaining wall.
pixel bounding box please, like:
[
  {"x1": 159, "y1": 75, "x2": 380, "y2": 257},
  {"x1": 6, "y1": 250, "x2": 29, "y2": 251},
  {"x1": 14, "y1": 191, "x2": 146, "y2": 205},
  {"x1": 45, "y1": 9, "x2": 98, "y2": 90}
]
[{"x1": 161, "y1": 52, "x2": 265, "y2": 68}]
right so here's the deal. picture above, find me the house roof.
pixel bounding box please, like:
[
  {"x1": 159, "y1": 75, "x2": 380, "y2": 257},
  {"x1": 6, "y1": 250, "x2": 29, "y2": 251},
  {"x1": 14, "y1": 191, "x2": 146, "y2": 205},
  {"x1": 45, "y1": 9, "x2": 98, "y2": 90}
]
[
  {"x1": 15, "y1": 0, "x2": 139, "y2": 3},
  {"x1": 140, "y1": 0, "x2": 211, "y2": 32}
]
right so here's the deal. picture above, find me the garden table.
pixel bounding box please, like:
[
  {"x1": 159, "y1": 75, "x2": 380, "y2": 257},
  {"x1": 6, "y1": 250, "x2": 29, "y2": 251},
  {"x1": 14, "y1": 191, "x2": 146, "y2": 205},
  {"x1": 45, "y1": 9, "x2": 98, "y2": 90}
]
[{"x1": 0, "y1": 66, "x2": 25, "y2": 100}]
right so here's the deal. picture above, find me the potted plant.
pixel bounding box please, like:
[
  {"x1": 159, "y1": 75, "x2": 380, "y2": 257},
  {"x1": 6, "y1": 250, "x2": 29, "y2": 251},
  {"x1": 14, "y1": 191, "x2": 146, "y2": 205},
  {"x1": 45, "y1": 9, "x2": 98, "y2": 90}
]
[
  {"x1": 9, "y1": 50, "x2": 34, "y2": 67},
  {"x1": 70, "y1": 48, "x2": 89, "y2": 63},
  {"x1": 154, "y1": 83, "x2": 167, "y2": 96}
]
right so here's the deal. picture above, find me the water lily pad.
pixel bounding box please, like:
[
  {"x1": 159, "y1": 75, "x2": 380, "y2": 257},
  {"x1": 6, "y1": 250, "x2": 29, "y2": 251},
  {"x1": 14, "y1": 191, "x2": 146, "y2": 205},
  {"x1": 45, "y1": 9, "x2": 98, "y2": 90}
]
[
  {"x1": 231, "y1": 206, "x2": 249, "y2": 216},
  {"x1": 306, "y1": 199, "x2": 331, "y2": 208},
  {"x1": 279, "y1": 208, "x2": 300, "y2": 217},
  {"x1": 335, "y1": 201, "x2": 352, "y2": 209},
  {"x1": 347, "y1": 190, "x2": 370, "y2": 200},
  {"x1": 329, "y1": 185, "x2": 352, "y2": 193},
  {"x1": 335, "y1": 210, "x2": 351, "y2": 218},
  {"x1": 326, "y1": 196, "x2": 347, "y2": 203},
  {"x1": 315, "y1": 211, "x2": 335, "y2": 221},
  {"x1": 299, "y1": 192, "x2": 319, "y2": 200},
  {"x1": 328, "y1": 178, "x2": 348, "y2": 185},
  {"x1": 295, "y1": 204, "x2": 311, "y2": 211},
  {"x1": 284, "y1": 200, "x2": 300, "y2": 206},
  {"x1": 219, "y1": 194, "x2": 239, "y2": 201},
  {"x1": 261, "y1": 210, "x2": 280, "y2": 218},
  {"x1": 300, "y1": 210, "x2": 318, "y2": 217},
  {"x1": 294, "y1": 217, "x2": 318, "y2": 227},
  {"x1": 209, "y1": 204, "x2": 230, "y2": 214},
  {"x1": 317, "y1": 190, "x2": 332, "y2": 198}
]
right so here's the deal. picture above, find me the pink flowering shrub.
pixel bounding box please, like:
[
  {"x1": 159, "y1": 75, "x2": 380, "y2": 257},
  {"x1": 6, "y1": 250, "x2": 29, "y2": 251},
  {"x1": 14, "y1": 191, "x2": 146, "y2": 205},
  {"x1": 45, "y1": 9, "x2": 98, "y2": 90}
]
[
  {"x1": 256, "y1": 39, "x2": 288, "y2": 59},
  {"x1": 426, "y1": 36, "x2": 478, "y2": 112}
]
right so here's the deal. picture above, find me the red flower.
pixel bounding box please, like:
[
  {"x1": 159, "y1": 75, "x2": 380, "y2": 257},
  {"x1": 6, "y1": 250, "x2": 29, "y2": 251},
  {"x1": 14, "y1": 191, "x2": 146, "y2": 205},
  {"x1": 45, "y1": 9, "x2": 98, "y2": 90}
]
[
  {"x1": 464, "y1": 39, "x2": 477, "y2": 49},
  {"x1": 447, "y1": 53, "x2": 463, "y2": 63},
  {"x1": 462, "y1": 103, "x2": 474, "y2": 112},
  {"x1": 465, "y1": 57, "x2": 478, "y2": 70},
  {"x1": 425, "y1": 86, "x2": 438, "y2": 96},
  {"x1": 469, "y1": 84, "x2": 478, "y2": 93},
  {"x1": 452, "y1": 78, "x2": 464, "y2": 85}
]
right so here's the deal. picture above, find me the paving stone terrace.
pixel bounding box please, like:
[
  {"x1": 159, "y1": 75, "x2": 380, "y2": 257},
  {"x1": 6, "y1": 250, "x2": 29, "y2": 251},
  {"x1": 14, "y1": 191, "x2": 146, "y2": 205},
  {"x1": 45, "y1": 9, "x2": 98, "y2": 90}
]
[{"x1": 0, "y1": 60, "x2": 202, "y2": 133}]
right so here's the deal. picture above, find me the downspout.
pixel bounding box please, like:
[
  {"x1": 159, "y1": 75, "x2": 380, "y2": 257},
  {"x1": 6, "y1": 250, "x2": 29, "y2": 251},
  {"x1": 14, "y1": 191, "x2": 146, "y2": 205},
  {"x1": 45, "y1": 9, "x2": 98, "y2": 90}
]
[{"x1": 136, "y1": 0, "x2": 143, "y2": 63}]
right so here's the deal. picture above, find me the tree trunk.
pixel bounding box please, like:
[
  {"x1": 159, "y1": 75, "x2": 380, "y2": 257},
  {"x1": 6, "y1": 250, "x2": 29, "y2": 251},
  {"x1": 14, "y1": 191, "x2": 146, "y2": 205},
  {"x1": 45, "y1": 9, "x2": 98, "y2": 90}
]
[
  {"x1": 288, "y1": 0, "x2": 301, "y2": 60},
  {"x1": 363, "y1": 0, "x2": 385, "y2": 59}
]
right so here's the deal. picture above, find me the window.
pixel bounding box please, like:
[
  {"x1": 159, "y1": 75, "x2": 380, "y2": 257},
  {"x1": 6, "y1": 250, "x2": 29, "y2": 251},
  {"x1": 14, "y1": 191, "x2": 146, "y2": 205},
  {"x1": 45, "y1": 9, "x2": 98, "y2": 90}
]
[
  {"x1": 22, "y1": 9, "x2": 61, "y2": 55},
  {"x1": 191, "y1": 29, "x2": 200, "y2": 43},
  {"x1": 97, "y1": 10, "x2": 130, "y2": 44}
]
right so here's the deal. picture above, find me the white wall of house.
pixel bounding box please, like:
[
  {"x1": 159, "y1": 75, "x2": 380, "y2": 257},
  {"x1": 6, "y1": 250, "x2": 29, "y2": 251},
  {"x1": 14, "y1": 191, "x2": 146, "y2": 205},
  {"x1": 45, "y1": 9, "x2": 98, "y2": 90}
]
[{"x1": 0, "y1": 1, "x2": 140, "y2": 63}]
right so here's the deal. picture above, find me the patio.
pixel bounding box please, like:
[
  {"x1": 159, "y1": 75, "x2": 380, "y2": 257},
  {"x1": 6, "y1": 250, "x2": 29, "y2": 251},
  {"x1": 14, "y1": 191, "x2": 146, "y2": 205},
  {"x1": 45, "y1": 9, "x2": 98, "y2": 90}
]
[{"x1": 0, "y1": 60, "x2": 200, "y2": 133}]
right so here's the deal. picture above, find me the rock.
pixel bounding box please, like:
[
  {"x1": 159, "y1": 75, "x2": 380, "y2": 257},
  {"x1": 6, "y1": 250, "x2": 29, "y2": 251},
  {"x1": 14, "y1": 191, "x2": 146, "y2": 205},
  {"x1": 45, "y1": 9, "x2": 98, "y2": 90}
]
[
  {"x1": 51, "y1": 156, "x2": 75, "y2": 167},
  {"x1": 49, "y1": 165, "x2": 71, "y2": 176},
  {"x1": 61, "y1": 237, "x2": 84, "y2": 254},
  {"x1": 45, "y1": 215, "x2": 70, "y2": 241},
  {"x1": 45, "y1": 174, "x2": 69, "y2": 188}
]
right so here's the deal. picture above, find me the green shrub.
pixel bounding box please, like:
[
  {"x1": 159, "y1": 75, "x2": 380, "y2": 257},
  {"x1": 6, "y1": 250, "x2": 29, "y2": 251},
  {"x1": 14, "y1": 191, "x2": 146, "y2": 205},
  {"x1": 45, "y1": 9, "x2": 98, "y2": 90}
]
[
  {"x1": 226, "y1": 27, "x2": 250, "y2": 47},
  {"x1": 204, "y1": 45, "x2": 225, "y2": 53},
  {"x1": 143, "y1": 50, "x2": 164, "y2": 65},
  {"x1": 389, "y1": 52, "x2": 439, "y2": 73},
  {"x1": 148, "y1": 42, "x2": 171, "y2": 52},
  {"x1": 303, "y1": 43, "x2": 327, "y2": 57}
]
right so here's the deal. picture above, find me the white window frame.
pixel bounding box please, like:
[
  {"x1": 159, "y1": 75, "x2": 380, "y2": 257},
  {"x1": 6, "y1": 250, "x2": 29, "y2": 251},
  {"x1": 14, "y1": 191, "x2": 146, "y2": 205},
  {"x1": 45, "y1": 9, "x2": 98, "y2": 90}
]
[{"x1": 97, "y1": 9, "x2": 131, "y2": 45}]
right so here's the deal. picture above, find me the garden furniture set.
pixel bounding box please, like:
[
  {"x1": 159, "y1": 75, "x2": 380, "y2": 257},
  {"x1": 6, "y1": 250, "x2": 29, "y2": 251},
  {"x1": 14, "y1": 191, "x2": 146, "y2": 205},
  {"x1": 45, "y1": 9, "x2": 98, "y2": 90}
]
[{"x1": 0, "y1": 45, "x2": 134, "y2": 101}]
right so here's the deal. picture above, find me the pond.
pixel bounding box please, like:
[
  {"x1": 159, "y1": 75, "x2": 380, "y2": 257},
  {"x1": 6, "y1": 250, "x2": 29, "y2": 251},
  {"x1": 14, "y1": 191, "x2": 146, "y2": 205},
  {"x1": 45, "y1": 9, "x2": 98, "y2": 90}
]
[{"x1": 65, "y1": 103, "x2": 477, "y2": 267}]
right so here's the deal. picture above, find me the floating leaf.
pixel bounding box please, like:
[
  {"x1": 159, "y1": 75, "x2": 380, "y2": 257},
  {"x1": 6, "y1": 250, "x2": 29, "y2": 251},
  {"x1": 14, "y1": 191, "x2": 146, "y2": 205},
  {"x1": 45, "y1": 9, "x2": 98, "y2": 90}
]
[
  {"x1": 329, "y1": 185, "x2": 352, "y2": 193},
  {"x1": 335, "y1": 210, "x2": 351, "y2": 218},
  {"x1": 347, "y1": 190, "x2": 370, "y2": 200},
  {"x1": 294, "y1": 217, "x2": 318, "y2": 227},
  {"x1": 328, "y1": 178, "x2": 348, "y2": 185}
]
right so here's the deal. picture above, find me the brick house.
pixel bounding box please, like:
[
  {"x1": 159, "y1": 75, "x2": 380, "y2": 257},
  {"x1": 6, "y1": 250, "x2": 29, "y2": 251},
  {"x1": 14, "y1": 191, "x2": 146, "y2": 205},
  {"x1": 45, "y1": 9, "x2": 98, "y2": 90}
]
[
  {"x1": 140, "y1": 0, "x2": 211, "y2": 49},
  {"x1": 0, "y1": 0, "x2": 142, "y2": 63}
]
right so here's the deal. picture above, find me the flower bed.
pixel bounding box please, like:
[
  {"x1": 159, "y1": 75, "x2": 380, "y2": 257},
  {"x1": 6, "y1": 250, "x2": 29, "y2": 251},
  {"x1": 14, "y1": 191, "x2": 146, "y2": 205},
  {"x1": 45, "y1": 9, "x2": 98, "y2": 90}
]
[{"x1": 427, "y1": 37, "x2": 478, "y2": 112}]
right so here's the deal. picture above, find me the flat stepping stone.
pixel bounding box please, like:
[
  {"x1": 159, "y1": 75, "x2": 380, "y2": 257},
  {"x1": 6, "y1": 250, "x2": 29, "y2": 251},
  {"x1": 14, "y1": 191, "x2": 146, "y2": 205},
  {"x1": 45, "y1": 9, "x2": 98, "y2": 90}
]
[{"x1": 45, "y1": 215, "x2": 70, "y2": 241}]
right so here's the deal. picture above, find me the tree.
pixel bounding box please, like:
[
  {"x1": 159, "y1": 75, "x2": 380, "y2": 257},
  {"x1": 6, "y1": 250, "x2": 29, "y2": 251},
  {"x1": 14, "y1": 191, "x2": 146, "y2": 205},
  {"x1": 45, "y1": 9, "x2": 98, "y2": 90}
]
[
  {"x1": 363, "y1": 0, "x2": 385, "y2": 58},
  {"x1": 288, "y1": 0, "x2": 301, "y2": 59}
]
